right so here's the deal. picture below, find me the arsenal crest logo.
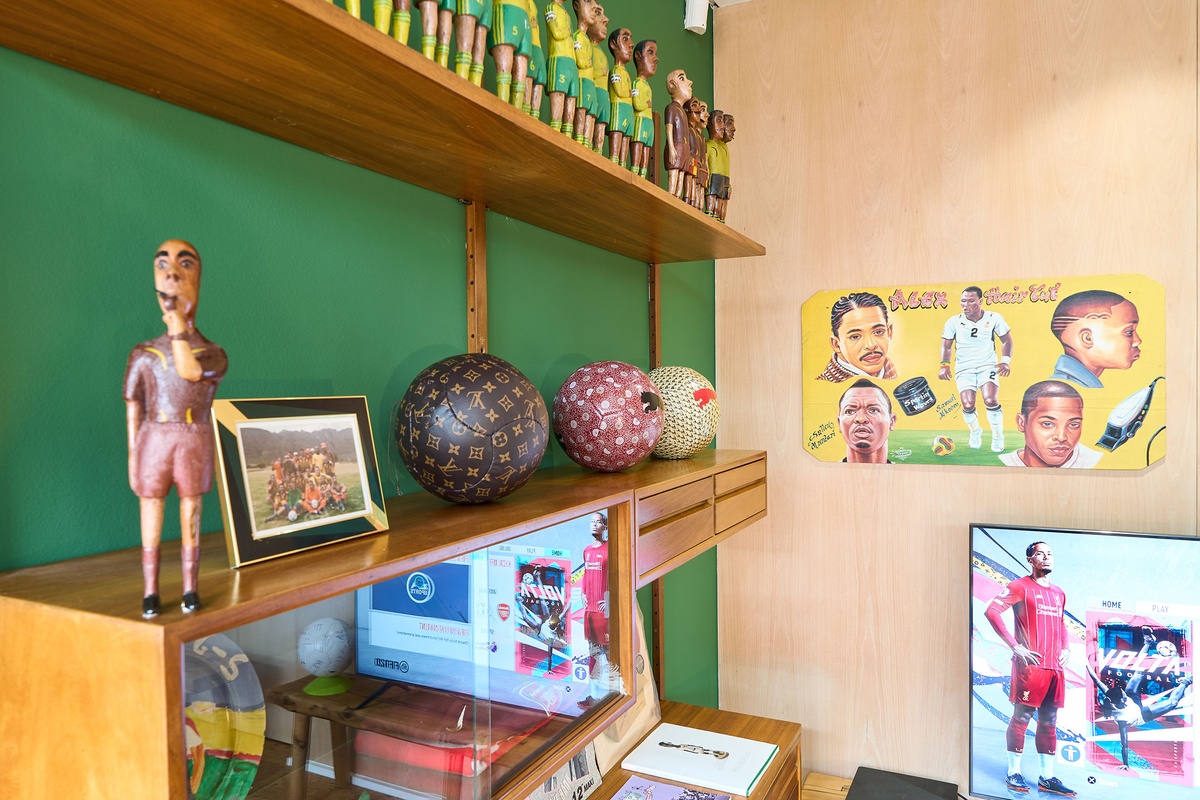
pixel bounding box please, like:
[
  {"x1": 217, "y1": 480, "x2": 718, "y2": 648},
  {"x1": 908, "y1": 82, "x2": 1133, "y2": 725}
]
[{"x1": 498, "y1": 603, "x2": 510, "y2": 621}]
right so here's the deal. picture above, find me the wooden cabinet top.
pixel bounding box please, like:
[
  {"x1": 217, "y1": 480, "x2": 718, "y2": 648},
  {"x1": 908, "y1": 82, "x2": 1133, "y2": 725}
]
[
  {"x1": 0, "y1": 450, "x2": 765, "y2": 641},
  {"x1": 0, "y1": 0, "x2": 765, "y2": 265}
]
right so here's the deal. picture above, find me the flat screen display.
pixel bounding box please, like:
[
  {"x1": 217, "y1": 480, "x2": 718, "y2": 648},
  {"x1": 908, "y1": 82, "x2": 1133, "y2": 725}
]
[
  {"x1": 355, "y1": 510, "x2": 610, "y2": 716},
  {"x1": 970, "y1": 524, "x2": 1197, "y2": 800}
]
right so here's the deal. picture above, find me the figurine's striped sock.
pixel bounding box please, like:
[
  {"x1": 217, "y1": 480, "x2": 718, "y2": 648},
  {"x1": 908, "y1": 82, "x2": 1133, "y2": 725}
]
[
  {"x1": 511, "y1": 82, "x2": 525, "y2": 111},
  {"x1": 454, "y1": 52, "x2": 472, "y2": 79},
  {"x1": 391, "y1": 10, "x2": 411, "y2": 45},
  {"x1": 469, "y1": 62, "x2": 485, "y2": 87},
  {"x1": 142, "y1": 546, "x2": 159, "y2": 598},
  {"x1": 550, "y1": 120, "x2": 562, "y2": 132},
  {"x1": 562, "y1": 122, "x2": 574, "y2": 138},
  {"x1": 373, "y1": 0, "x2": 391, "y2": 34},
  {"x1": 496, "y1": 72, "x2": 512, "y2": 103},
  {"x1": 182, "y1": 545, "x2": 200, "y2": 595},
  {"x1": 575, "y1": 132, "x2": 587, "y2": 145},
  {"x1": 424, "y1": 36, "x2": 439, "y2": 61}
]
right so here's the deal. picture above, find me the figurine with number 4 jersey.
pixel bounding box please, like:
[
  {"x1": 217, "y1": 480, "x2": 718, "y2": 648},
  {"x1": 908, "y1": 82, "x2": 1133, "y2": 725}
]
[{"x1": 125, "y1": 241, "x2": 227, "y2": 618}]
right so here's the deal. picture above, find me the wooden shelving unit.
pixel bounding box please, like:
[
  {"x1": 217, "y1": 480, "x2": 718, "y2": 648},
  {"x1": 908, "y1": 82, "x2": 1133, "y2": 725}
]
[
  {"x1": 0, "y1": 450, "x2": 767, "y2": 800},
  {"x1": 0, "y1": 0, "x2": 765, "y2": 265}
]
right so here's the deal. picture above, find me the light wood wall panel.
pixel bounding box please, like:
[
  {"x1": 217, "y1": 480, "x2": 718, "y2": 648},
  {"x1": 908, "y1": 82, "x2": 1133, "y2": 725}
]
[{"x1": 713, "y1": 0, "x2": 1196, "y2": 787}]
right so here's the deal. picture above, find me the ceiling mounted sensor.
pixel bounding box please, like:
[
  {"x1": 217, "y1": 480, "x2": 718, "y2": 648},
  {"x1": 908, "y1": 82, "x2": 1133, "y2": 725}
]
[{"x1": 685, "y1": 0, "x2": 754, "y2": 35}]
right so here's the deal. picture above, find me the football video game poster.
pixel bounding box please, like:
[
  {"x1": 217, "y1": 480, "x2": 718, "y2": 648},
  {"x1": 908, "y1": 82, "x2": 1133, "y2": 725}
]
[
  {"x1": 971, "y1": 525, "x2": 1196, "y2": 800},
  {"x1": 800, "y1": 275, "x2": 1164, "y2": 469}
]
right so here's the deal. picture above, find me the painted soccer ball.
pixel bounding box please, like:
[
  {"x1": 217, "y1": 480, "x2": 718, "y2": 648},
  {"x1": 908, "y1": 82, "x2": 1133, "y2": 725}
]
[
  {"x1": 1157, "y1": 640, "x2": 1179, "y2": 658},
  {"x1": 297, "y1": 618, "x2": 353, "y2": 678},
  {"x1": 647, "y1": 366, "x2": 720, "y2": 460},
  {"x1": 396, "y1": 353, "x2": 549, "y2": 504},
  {"x1": 553, "y1": 361, "x2": 664, "y2": 472},
  {"x1": 932, "y1": 435, "x2": 955, "y2": 457}
]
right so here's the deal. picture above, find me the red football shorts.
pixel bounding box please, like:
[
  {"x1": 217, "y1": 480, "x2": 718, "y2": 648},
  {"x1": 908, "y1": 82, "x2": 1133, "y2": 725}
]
[
  {"x1": 584, "y1": 609, "x2": 609, "y2": 646},
  {"x1": 1010, "y1": 662, "x2": 1066, "y2": 709}
]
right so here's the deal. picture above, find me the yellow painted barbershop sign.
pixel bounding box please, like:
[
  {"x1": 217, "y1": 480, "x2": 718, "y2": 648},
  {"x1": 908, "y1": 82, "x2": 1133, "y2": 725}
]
[{"x1": 802, "y1": 275, "x2": 1165, "y2": 470}]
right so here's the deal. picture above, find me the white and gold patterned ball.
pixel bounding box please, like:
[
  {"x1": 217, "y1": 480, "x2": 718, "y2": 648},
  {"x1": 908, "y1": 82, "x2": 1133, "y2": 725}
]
[{"x1": 648, "y1": 366, "x2": 720, "y2": 459}]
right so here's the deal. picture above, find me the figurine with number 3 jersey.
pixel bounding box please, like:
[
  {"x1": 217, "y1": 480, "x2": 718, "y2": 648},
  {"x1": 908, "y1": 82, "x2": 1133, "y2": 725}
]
[{"x1": 125, "y1": 241, "x2": 227, "y2": 618}]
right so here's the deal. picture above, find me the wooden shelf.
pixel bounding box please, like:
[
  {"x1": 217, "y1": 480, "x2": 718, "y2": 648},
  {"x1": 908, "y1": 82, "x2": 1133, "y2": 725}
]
[
  {"x1": 0, "y1": 449, "x2": 765, "y2": 641},
  {"x1": 0, "y1": 450, "x2": 766, "y2": 800},
  {"x1": 590, "y1": 701, "x2": 803, "y2": 800},
  {"x1": 0, "y1": 0, "x2": 765, "y2": 265}
]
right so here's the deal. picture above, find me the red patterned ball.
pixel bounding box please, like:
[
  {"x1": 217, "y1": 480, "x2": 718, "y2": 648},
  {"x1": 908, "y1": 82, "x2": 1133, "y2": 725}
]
[
  {"x1": 396, "y1": 353, "x2": 549, "y2": 504},
  {"x1": 552, "y1": 361, "x2": 664, "y2": 472}
]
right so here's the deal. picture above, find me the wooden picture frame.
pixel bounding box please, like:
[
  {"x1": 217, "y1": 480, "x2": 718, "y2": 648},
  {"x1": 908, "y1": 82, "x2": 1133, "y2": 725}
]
[{"x1": 211, "y1": 396, "x2": 389, "y2": 567}]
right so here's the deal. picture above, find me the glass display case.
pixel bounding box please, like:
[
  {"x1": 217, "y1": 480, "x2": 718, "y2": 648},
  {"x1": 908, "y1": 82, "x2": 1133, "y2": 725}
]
[
  {"x1": 0, "y1": 450, "x2": 766, "y2": 800},
  {"x1": 184, "y1": 507, "x2": 632, "y2": 800}
]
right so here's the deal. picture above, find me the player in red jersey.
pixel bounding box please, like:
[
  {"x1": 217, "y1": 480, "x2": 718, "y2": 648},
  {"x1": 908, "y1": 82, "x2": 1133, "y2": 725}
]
[
  {"x1": 580, "y1": 512, "x2": 610, "y2": 705},
  {"x1": 984, "y1": 541, "x2": 1076, "y2": 797}
]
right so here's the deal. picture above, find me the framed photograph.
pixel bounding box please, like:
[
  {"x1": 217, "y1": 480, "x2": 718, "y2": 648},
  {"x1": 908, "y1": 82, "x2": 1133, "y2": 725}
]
[{"x1": 211, "y1": 396, "x2": 389, "y2": 567}]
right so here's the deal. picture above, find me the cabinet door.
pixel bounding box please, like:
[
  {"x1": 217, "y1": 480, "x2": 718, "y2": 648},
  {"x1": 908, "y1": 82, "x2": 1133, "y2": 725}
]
[{"x1": 200, "y1": 504, "x2": 636, "y2": 800}]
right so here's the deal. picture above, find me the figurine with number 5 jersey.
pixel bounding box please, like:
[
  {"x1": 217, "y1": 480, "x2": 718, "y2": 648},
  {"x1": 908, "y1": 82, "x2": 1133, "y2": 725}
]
[{"x1": 125, "y1": 241, "x2": 227, "y2": 618}]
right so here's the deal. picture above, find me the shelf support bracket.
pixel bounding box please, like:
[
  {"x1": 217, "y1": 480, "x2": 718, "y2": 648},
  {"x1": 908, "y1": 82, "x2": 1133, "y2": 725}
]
[{"x1": 466, "y1": 201, "x2": 488, "y2": 354}]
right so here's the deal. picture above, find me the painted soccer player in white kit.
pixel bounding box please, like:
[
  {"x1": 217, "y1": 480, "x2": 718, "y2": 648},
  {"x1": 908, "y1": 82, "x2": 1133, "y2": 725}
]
[{"x1": 938, "y1": 286, "x2": 1015, "y2": 452}]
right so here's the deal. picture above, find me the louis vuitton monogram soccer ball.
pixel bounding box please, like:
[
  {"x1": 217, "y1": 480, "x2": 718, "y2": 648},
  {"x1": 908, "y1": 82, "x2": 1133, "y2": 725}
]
[
  {"x1": 647, "y1": 366, "x2": 720, "y2": 459},
  {"x1": 553, "y1": 361, "x2": 664, "y2": 472},
  {"x1": 396, "y1": 353, "x2": 549, "y2": 504}
]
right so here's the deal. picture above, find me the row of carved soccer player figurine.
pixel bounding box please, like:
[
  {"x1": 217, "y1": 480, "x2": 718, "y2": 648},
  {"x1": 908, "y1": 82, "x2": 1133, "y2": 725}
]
[{"x1": 334, "y1": 0, "x2": 737, "y2": 221}]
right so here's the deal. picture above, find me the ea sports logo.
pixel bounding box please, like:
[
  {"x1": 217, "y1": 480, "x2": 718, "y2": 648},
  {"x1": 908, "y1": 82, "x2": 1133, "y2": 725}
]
[{"x1": 406, "y1": 572, "x2": 435, "y2": 604}]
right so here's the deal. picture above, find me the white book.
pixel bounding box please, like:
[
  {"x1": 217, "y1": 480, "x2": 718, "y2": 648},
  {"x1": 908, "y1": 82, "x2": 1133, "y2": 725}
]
[{"x1": 620, "y1": 723, "x2": 779, "y2": 796}]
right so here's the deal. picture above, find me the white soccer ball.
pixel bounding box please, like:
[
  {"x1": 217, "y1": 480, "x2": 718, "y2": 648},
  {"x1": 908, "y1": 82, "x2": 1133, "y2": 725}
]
[
  {"x1": 297, "y1": 617, "x2": 353, "y2": 678},
  {"x1": 1157, "y1": 640, "x2": 1178, "y2": 658}
]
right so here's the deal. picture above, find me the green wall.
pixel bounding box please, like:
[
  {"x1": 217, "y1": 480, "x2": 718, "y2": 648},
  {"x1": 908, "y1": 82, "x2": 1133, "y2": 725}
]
[{"x1": 0, "y1": 0, "x2": 719, "y2": 707}]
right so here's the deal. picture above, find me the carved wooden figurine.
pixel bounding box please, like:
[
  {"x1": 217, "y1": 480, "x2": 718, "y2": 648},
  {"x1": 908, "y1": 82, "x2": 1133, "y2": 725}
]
[
  {"x1": 663, "y1": 68, "x2": 693, "y2": 199},
  {"x1": 606, "y1": 27, "x2": 634, "y2": 167},
  {"x1": 490, "y1": 0, "x2": 532, "y2": 107},
  {"x1": 693, "y1": 99, "x2": 710, "y2": 210},
  {"x1": 685, "y1": 97, "x2": 704, "y2": 209},
  {"x1": 588, "y1": 7, "x2": 610, "y2": 153},
  {"x1": 455, "y1": 1, "x2": 493, "y2": 84},
  {"x1": 125, "y1": 240, "x2": 227, "y2": 618},
  {"x1": 545, "y1": 0, "x2": 579, "y2": 137},
  {"x1": 374, "y1": 0, "x2": 411, "y2": 44},
  {"x1": 524, "y1": 0, "x2": 547, "y2": 117},
  {"x1": 706, "y1": 109, "x2": 727, "y2": 218},
  {"x1": 333, "y1": 0, "x2": 363, "y2": 21},
  {"x1": 571, "y1": 0, "x2": 600, "y2": 147},
  {"x1": 629, "y1": 39, "x2": 658, "y2": 179},
  {"x1": 720, "y1": 112, "x2": 735, "y2": 221}
]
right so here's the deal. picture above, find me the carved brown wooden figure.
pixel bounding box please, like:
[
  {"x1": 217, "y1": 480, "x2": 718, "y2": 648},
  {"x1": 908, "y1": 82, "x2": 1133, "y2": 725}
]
[
  {"x1": 545, "y1": 0, "x2": 579, "y2": 137},
  {"x1": 490, "y1": 0, "x2": 532, "y2": 106},
  {"x1": 629, "y1": 39, "x2": 658, "y2": 179},
  {"x1": 588, "y1": 8, "x2": 610, "y2": 153},
  {"x1": 571, "y1": 0, "x2": 600, "y2": 147},
  {"x1": 524, "y1": 0, "x2": 547, "y2": 117},
  {"x1": 373, "y1": 0, "x2": 412, "y2": 44},
  {"x1": 721, "y1": 112, "x2": 736, "y2": 221},
  {"x1": 705, "y1": 108, "x2": 725, "y2": 217},
  {"x1": 693, "y1": 99, "x2": 710, "y2": 210},
  {"x1": 663, "y1": 68, "x2": 693, "y2": 199},
  {"x1": 419, "y1": 0, "x2": 449, "y2": 62},
  {"x1": 606, "y1": 27, "x2": 634, "y2": 167},
  {"x1": 125, "y1": 240, "x2": 227, "y2": 618},
  {"x1": 456, "y1": 1, "x2": 492, "y2": 85}
]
